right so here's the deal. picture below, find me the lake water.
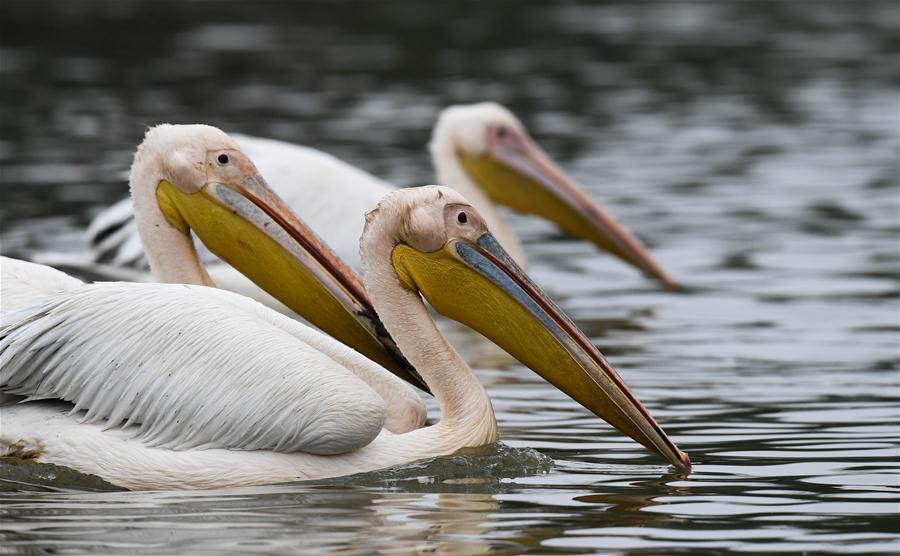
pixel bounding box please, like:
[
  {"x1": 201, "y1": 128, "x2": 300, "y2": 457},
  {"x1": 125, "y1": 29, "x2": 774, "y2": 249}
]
[{"x1": 1, "y1": 1, "x2": 898, "y2": 554}]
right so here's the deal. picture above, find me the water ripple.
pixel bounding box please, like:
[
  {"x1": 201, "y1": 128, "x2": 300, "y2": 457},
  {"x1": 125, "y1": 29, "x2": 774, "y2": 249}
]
[{"x1": 1, "y1": 0, "x2": 898, "y2": 554}]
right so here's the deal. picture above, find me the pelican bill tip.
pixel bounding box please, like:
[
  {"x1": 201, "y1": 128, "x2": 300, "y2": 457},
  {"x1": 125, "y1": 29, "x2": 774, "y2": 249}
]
[{"x1": 663, "y1": 276, "x2": 680, "y2": 292}]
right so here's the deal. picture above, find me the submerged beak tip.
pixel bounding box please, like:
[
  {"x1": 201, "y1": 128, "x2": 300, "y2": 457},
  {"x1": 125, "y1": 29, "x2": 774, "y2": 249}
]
[
  {"x1": 642, "y1": 263, "x2": 679, "y2": 292},
  {"x1": 664, "y1": 277, "x2": 680, "y2": 292},
  {"x1": 644, "y1": 266, "x2": 679, "y2": 291}
]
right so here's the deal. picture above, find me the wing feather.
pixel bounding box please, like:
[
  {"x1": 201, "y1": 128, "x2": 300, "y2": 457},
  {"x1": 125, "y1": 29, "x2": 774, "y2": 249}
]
[
  {"x1": 0, "y1": 282, "x2": 387, "y2": 455},
  {"x1": 198, "y1": 285, "x2": 427, "y2": 433},
  {"x1": 1, "y1": 257, "x2": 83, "y2": 311}
]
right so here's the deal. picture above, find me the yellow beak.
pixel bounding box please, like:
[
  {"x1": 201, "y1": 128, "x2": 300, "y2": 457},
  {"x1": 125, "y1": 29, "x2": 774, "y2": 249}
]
[
  {"x1": 459, "y1": 128, "x2": 678, "y2": 290},
  {"x1": 155, "y1": 173, "x2": 427, "y2": 391},
  {"x1": 393, "y1": 232, "x2": 689, "y2": 468}
]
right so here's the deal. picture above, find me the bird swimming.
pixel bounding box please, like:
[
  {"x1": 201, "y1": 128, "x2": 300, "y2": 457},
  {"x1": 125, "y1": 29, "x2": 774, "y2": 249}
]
[
  {"x1": 80, "y1": 103, "x2": 676, "y2": 315},
  {"x1": 1, "y1": 184, "x2": 688, "y2": 490},
  {"x1": 1, "y1": 124, "x2": 428, "y2": 433}
]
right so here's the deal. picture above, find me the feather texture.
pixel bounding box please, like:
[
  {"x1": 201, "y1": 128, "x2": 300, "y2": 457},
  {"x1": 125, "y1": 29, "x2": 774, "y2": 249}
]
[
  {"x1": 1, "y1": 257, "x2": 84, "y2": 311},
  {"x1": 0, "y1": 280, "x2": 388, "y2": 455}
]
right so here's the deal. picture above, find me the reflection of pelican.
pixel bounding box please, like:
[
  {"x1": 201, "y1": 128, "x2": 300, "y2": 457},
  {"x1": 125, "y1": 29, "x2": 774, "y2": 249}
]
[
  {"x1": 1, "y1": 186, "x2": 688, "y2": 490},
  {"x1": 368, "y1": 492, "x2": 499, "y2": 555},
  {"x1": 84, "y1": 103, "x2": 675, "y2": 312}
]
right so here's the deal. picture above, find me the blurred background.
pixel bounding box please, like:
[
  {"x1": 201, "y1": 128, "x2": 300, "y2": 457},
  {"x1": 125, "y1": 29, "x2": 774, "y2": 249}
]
[
  {"x1": 2, "y1": 1, "x2": 896, "y2": 253},
  {"x1": 1, "y1": 1, "x2": 898, "y2": 555}
]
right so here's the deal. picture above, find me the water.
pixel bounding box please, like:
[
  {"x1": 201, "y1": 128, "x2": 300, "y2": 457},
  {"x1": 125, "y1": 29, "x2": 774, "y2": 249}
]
[{"x1": 1, "y1": 1, "x2": 898, "y2": 554}]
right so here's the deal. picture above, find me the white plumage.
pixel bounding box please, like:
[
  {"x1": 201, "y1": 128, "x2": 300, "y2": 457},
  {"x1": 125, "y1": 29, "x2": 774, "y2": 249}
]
[
  {"x1": 1, "y1": 275, "x2": 389, "y2": 455},
  {"x1": 82, "y1": 102, "x2": 679, "y2": 314},
  {"x1": 1, "y1": 184, "x2": 689, "y2": 489},
  {"x1": 83, "y1": 133, "x2": 394, "y2": 306},
  {"x1": 1, "y1": 403, "x2": 408, "y2": 490},
  {"x1": 81, "y1": 104, "x2": 528, "y2": 308},
  {"x1": 2, "y1": 125, "x2": 440, "y2": 489},
  {"x1": 0, "y1": 188, "x2": 496, "y2": 489},
  {"x1": 1, "y1": 256, "x2": 83, "y2": 310},
  {"x1": 88, "y1": 134, "x2": 393, "y2": 271},
  {"x1": 235, "y1": 135, "x2": 394, "y2": 271}
]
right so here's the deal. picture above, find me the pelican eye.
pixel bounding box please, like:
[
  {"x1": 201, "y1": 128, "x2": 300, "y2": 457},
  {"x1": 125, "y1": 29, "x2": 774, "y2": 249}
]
[
  {"x1": 496, "y1": 126, "x2": 508, "y2": 139},
  {"x1": 457, "y1": 212, "x2": 468, "y2": 224},
  {"x1": 217, "y1": 154, "x2": 229, "y2": 165}
]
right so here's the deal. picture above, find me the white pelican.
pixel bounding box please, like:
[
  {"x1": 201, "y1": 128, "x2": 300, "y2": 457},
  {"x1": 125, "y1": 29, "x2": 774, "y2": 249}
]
[
  {"x1": 81, "y1": 103, "x2": 676, "y2": 313},
  {"x1": 1, "y1": 185, "x2": 689, "y2": 490},
  {"x1": 1, "y1": 124, "x2": 427, "y2": 430}
]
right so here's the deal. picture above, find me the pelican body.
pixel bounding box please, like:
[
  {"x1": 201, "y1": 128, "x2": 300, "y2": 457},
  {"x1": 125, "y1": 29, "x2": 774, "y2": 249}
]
[
  {"x1": 2, "y1": 124, "x2": 428, "y2": 436},
  {"x1": 1, "y1": 183, "x2": 688, "y2": 490}
]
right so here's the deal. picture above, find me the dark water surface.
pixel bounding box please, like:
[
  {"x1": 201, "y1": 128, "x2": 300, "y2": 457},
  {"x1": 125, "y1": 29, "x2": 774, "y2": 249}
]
[{"x1": 1, "y1": 1, "x2": 898, "y2": 554}]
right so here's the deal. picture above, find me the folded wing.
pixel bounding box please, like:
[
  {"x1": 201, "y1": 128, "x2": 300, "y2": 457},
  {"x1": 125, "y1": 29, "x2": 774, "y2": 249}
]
[{"x1": 0, "y1": 282, "x2": 387, "y2": 455}]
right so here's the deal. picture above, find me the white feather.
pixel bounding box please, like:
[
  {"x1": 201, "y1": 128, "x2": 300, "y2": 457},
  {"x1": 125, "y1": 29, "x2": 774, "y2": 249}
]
[
  {"x1": 0, "y1": 257, "x2": 83, "y2": 311},
  {"x1": 0, "y1": 188, "x2": 515, "y2": 490},
  {"x1": 85, "y1": 135, "x2": 392, "y2": 273},
  {"x1": 81, "y1": 104, "x2": 527, "y2": 290},
  {"x1": 234, "y1": 134, "x2": 393, "y2": 271},
  {"x1": 1, "y1": 278, "x2": 388, "y2": 455}
]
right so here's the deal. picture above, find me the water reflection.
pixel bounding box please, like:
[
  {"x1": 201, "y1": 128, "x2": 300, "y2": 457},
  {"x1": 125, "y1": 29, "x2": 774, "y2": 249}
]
[
  {"x1": 2, "y1": 487, "x2": 506, "y2": 555},
  {"x1": 4, "y1": 467, "x2": 706, "y2": 555}
]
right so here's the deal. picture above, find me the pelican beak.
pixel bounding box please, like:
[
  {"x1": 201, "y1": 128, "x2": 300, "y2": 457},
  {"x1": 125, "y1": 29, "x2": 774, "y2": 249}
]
[
  {"x1": 392, "y1": 232, "x2": 689, "y2": 468},
  {"x1": 458, "y1": 128, "x2": 678, "y2": 290},
  {"x1": 155, "y1": 172, "x2": 427, "y2": 392}
]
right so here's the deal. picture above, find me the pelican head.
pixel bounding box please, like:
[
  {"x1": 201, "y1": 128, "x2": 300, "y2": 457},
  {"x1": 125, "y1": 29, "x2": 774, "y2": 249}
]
[
  {"x1": 130, "y1": 124, "x2": 424, "y2": 389},
  {"x1": 431, "y1": 103, "x2": 677, "y2": 290},
  {"x1": 365, "y1": 186, "x2": 689, "y2": 468}
]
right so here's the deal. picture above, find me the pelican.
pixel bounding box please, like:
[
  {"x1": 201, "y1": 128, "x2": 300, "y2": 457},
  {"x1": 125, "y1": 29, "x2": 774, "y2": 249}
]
[
  {"x1": 81, "y1": 103, "x2": 676, "y2": 313},
  {"x1": 1, "y1": 185, "x2": 689, "y2": 490},
  {"x1": 2, "y1": 124, "x2": 427, "y2": 432}
]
